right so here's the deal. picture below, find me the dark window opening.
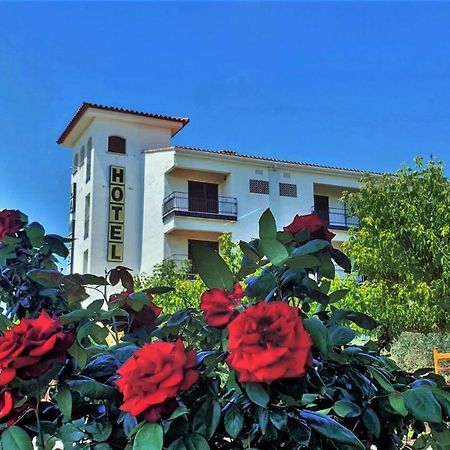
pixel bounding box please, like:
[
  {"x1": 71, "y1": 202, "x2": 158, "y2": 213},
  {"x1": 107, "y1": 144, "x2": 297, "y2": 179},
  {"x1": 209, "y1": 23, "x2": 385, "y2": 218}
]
[
  {"x1": 314, "y1": 195, "x2": 330, "y2": 223},
  {"x1": 188, "y1": 181, "x2": 219, "y2": 214},
  {"x1": 108, "y1": 136, "x2": 126, "y2": 154}
]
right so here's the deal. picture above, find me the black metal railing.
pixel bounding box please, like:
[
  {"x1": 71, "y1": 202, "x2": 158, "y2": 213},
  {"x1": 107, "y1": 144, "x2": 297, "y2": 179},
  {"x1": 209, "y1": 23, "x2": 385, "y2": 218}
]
[
  {"x1": 162, "y1": 192, "x2": 238, "y2": 221},
  {"x1": 313, "y1": 207, "x2": 358, "y2": 230}
]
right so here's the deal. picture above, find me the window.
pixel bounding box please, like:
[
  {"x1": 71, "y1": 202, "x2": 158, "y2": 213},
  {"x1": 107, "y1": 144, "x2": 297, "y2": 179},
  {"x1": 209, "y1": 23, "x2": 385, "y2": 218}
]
[
  {"x1": 249, "y1": 179, "x2": 269, "y2": 194},
  {"x1": 314, "y1": 195, "x2": 330, "y2": 223},
  {"x1": 80, "y1": 145, "x2": 85, "y2": 166},
  {"x1": 188, "y1": 240, "x2": 219, "y2": 274},
  {"x1": 84, "y1": 194, "x2": 90, "y2": 239},
  {"x1": 73, "y1": 153, "x2": 79, "y2": 174},
  {"x1": 86, "y1": 138, "x2": 92, "y2": 182},
  {"x1": 70, "y1": 182, "x2": 77, "y2": 214},
  {"x1": 279, "y1": 183, "x2": 297, "y2": 197},
  {"x1": 108, "y1": 136, "x2": 126, "y2": 154},
  {"x1": 83, "y1": 250, "x2": 89, "y2": 273},
  {"x1": 188, "y1": 181, "x2": 218, "y2": 213}
]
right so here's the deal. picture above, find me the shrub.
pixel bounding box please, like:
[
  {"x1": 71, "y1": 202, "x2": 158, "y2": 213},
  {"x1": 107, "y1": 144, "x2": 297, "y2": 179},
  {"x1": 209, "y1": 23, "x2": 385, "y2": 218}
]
[
  {"x1": 0, "y1": 208, "x2": 449, "y2": 449},
  {"x1": 390, "y1": 332, "x2": 450, "y2": 373}
]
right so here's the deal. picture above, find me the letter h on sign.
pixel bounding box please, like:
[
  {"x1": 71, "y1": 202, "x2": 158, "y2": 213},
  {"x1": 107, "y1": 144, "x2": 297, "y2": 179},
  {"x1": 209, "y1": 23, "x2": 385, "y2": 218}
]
[{"x1": 107, "y1": 166, "x2": 125, "y2": 262}]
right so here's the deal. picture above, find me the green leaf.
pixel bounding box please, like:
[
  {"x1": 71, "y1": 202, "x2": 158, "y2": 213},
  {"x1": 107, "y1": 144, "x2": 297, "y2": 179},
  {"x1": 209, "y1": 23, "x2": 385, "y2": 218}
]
[
  {"x1": 256, "y1": 407, "x2": 269, "y2": 434},
  {"x1": 56, "y1": 385, "x2": 72, "y2": 419},
  {"x1": 245, "y1": 382, "x2": 270, "y2": 407},
  {"x1": 329, "y1": 289, "x2": 349, "y2": 303},
  {"x1": 167, "y1": 439, "x2": 187, "y2": 450},
  {"x1": 303, "y1": 317, "x2": 329, "y2": 355},
  {"x1": 143, "y1": 286, "x2": 173, "y2": 295},
  {"x1": 330, "y1": 248, "x2": 352, "y2": 273},
  {"x1": 362, "y1": 408, "x2": 381, "y2": 439},
  {"x1": 366, "y1": 366, "x2": 396, "y2": 393},
  {"x1": 328, "y1": 325, "x2": 355, "y2": 346},
  {"x1": 67, "y1": 377, "x2": 117, "y2": 400},
  {"x1": 1, "y1": 426, "x2": 33, "y2": 450},
  {"x1": 59, "y1": 309, "x2": 95, "y2": 324},
  {"x1": 81, "y1": 274, "x2": 109, "y2": 286},
  {"x1": 287, "y1": 418, "x2": 311, "y2": 446},
  {"x1": 192, "y1": 399, "x2": 221, "y2": 439},
  {"x1": 68, "y1": 342, "x2": 89, "y2": 369},
  {"x1": 183, "y1": 434, "x2": 210, "y2": 450},
  {"x1": 44, "y1": 234, "x2": 70, "y2": 258},
  {"x1": 300, "y1": 410, "x2": 365, "y2": 450},
  {"x1": 260, "y1": 238, "x2": 289, "y2": 266},
  {"x1": 224, "y1": 404, "x2": 244, "y2": 439},
  {"x1": 333, "y1": 400, "x2": 362, "y2": 418},
  {"x1": 331, "y1": 309, "x2": 378, "y2": 330},
  {"x1": 403, "y1": 388, "x2": 443, "y2": 423},
  {"x1": 387, "y1": 392, "x2": 408, "y2": 417},
  {"x1": 26, "y1": 222, "x2": 45, "y2": 247},
  {"x1": 292, "y1": 239, "x2": 330, "y2": 257},
  {"x1": 133, "y1": 423, "x2": 163, "y2": 450},
  {"x1": 27, "y1": 269, "x2": 61, "y2": 287},
  {"x1": 190, "y1": 243, "x2": 234, "y2": 291},
  {"x1": 287, "y1": 255, "x2": 320, "y2": 269},
  {"x1": 259, "y1": 209, "x2": 277, "y2": 240},
  {"x1": 245, "y1": 271, "x2": 278, "y2": 300},
  {"x1": 239, "y1": 240, "x2": 260, "y2": 262}
]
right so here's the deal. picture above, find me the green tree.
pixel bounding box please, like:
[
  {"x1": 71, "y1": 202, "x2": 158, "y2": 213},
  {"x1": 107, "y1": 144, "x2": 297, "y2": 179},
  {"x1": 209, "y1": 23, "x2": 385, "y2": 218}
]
[{"x1": 342, "y1": 158, "x2": 450, "y2": 337}]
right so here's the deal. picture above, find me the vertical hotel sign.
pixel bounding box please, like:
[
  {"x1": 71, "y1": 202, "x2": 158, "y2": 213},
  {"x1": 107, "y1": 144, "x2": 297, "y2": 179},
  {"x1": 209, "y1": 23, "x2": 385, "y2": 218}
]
[{"x1": 107, "y1": 166, "x2": 125, "y2": 262}]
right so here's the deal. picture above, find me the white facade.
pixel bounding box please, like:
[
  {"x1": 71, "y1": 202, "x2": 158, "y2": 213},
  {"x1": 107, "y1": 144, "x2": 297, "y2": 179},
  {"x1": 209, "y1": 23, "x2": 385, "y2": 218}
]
[{"x1": 58, "y1": 103, "x2": 370, "y2": 277}]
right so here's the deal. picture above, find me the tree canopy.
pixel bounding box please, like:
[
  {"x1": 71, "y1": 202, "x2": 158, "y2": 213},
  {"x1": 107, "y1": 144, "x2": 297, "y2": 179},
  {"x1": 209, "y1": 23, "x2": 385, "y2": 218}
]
[{"x1": 342, "y1": 158, "x2": 450, "y2": 337}]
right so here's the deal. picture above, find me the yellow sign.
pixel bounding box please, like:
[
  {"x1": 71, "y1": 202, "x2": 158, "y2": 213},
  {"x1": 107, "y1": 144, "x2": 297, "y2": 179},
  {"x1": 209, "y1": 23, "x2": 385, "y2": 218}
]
[{"x1": 107, "y1": 166, "x2": 125, "y2": 262}]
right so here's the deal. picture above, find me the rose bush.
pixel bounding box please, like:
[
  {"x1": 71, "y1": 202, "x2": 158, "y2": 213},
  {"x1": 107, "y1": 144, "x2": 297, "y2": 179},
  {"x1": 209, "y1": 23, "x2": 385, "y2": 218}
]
[{"x1": 0, "y1": 207, "x2": 449, "y2": 449}]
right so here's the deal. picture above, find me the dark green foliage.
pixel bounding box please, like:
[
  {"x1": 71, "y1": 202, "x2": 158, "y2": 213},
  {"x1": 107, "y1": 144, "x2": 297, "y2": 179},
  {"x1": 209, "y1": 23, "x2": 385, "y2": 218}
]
[{"x1": 0, "y1": 209, "x2": 449, "y2": 449}]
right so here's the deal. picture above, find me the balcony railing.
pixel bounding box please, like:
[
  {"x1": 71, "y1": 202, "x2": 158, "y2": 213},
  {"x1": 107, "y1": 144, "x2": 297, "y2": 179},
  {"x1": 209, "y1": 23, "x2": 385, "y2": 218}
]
[
  {"x1": 313, "y1": 207, "x2": 358, "y2": 230},
  {"x1": 162, "y1": 192, "x2": 238, "y2": 221}
]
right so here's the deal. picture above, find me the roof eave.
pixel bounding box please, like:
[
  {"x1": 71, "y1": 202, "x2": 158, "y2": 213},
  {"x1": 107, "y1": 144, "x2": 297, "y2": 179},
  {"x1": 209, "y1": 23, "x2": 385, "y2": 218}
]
[{"x1": 57, "y1": 102, "x2": 189, "y2": 147}]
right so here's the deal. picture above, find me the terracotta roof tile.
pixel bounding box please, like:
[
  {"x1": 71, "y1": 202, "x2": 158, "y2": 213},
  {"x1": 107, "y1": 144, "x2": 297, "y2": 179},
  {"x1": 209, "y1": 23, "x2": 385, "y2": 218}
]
[
  {"x1": 57, "y1": 102, "x2": 189, "y2": 144},
  {"x1": 175, "y1": 146, "x2": 384, "y2": 175}
]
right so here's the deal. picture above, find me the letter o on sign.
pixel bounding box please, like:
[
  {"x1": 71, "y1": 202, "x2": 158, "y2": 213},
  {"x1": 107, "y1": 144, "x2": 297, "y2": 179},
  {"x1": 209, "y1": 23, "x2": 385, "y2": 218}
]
[{"x1": 111, "y1": 186, "x2": 124, "y2": 203}]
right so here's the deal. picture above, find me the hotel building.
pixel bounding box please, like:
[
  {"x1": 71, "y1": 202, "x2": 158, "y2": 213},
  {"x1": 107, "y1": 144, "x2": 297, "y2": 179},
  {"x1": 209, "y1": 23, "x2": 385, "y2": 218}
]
[{"x1": 57, "y1": 102, "x2": 373, "y2": 277}]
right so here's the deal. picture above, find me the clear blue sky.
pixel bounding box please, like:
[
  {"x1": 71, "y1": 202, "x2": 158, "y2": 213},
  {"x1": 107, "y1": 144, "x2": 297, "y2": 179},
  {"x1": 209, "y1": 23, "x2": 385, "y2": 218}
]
[{"x1": 1, "y1": 2, "x2": 450, "y2": 236}]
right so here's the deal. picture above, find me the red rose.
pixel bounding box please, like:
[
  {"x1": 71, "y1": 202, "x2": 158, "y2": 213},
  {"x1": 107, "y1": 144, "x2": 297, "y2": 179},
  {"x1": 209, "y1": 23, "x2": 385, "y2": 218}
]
[
  {"x1": 283, "y1": 212, "x2": 335, "y2": 241},
  {"x1": 141, "y1": 398, "x2": 179, "y2": 423},
  {"x1": 108, "y1": 290, "x2": 162, "y2": 331},
  {"x1": 116, "y1": 339, "x2": 199, "y2": 420},
  {"x1": 0, "y1": 210, "x2": 24, "y2": 241},
  {"x1": 0, "y1": 311, "x2": 75, "y2": 386},
  {"x1": 0, "y1": 390, "x2": 13, "y2": 421},
  {"x1": 227, "y1": 301, "x2": 313, "y2": 383},
  {"x1": 200, "y1": 283, "x2": 244, "y2": 328},
  {"x1": 0, "y1": 390, "x2": 34, "y2": 427}
]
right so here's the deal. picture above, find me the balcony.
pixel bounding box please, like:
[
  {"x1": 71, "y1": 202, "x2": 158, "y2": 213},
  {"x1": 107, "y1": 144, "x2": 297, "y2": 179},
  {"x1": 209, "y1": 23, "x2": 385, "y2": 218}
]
[
  {"x1": 313, "y1": 207, "x2": 358, "y2": 230},
  {"x1": 162, "y1": 192, "x2": 238, "y2": 222}
]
